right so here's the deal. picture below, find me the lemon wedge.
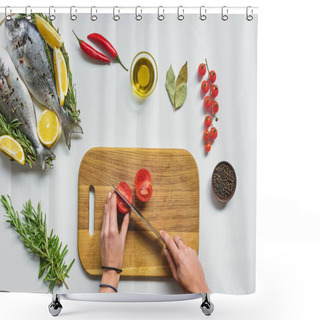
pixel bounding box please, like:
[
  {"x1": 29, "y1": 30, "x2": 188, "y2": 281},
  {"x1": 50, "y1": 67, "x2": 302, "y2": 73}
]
[
  {"x1": 35, "y1": 14, "x2": 63, "y2": 49},
  {"x1": 37, "y1": 110, "x2": 61, "y2": 149},
  {"x1": 53, "y1": 47, "x2": 69, "y2": 107},
  {"x1": 0, "y1": 135, "x2": 25, "y2": 165}
]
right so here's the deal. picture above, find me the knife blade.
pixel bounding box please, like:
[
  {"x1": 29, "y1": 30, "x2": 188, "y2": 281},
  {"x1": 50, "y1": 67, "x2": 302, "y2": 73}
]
[{"x1": 108, "y1": 182, "x2": 166, "y2": 247}]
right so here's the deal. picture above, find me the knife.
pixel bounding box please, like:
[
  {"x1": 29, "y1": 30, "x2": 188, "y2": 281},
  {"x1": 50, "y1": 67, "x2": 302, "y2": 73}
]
[{"x1": 108, "y1": 182, "x2": 166, "y2": 247}]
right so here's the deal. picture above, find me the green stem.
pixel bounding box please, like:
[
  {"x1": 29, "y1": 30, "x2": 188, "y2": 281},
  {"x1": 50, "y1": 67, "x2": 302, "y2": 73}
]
[
  {"x1": 117, "y1": 55, "x2": 128, "y2": 71},
  {"x1": 72, "y1": 30, "x2": 82, "y2": 46}
]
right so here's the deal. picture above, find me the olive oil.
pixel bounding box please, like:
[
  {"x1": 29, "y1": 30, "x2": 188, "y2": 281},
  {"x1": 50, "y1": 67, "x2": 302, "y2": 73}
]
[{"x1": 132, "y1": 57, "x2": 155, "y2": 97}]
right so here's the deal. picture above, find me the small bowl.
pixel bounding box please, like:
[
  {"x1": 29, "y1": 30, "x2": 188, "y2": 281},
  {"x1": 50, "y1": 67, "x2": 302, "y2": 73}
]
[
  {"x1": 130, "y1": 51, "x2": 158, "y2": 98},
  {"x1": 212, "y1": 161, "x2": 237, "y2": 203}
]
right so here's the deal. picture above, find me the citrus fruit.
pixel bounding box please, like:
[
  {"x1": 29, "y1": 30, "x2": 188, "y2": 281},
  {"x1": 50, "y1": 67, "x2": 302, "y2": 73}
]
[
  {"x1": 0, "y1": 135, "x2": 25, "y2": 165},
  {"x1": 53, "y1": 47, "x2": 68, "y2": 107},
  {"x1": 37, "y1": 110, "x2": 61, "y2": 148},
  {"x1": 35, "y1": 14, "x2": 63, "y2": 49}
]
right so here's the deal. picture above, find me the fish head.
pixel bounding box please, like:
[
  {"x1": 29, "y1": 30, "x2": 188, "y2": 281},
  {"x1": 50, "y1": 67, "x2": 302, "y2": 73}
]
[{"x1": 5, "y1": 19, "x2": 28, "y2": 46}]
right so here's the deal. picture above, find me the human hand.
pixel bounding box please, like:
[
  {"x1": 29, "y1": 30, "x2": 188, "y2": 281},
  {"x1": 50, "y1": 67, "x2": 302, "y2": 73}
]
[
  {"x1": 160, "y1": 230, "x2": 210, "y2": 293},
  {"x1": 100, "y1": 192, "x2": 130, "y2": 293}
]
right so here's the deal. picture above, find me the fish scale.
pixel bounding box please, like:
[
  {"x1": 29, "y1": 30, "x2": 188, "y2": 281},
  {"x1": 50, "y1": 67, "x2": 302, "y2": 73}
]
[{"x1": 5, "y1": 18, "x2": 83, "y2": 150}]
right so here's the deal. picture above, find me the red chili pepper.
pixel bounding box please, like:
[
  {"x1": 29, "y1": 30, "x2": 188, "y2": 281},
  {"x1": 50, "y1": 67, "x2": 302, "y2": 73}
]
[
  {"x1": 87, "y1": 33, "x2": 128, "y2": 71},
  {"x1": 72, "y1": 30, "x2": 110, "y2": 63}
]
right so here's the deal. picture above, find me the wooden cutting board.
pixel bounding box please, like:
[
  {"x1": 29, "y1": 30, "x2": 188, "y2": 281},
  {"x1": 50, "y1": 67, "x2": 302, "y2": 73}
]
[{"x1": 78, "y1": 147, "x2": 199, "y2": 277}]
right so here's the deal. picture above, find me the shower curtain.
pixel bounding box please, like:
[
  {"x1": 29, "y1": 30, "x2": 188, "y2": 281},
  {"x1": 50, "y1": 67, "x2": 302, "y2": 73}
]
[{"x1": 0, "y1": 7, "x2": 257, "y2": 296}]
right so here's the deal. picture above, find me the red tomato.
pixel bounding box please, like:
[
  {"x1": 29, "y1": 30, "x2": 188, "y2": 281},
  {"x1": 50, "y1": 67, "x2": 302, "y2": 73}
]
[
  {"x1": 198, "y1": 63, "x2": 206, "y2": 77},
  {"x1": 135, "y1": 169, "x2": 152, "y2": 202},
  {"x1": 209, "y1": 70, "x2": 216, "y2": 84},
  {"x1": 116, "y1": 182, "x2": 133, "y2": 214},
  {"x1": 204, "y1": 115, "x2": 212, "y2": 128},
  {"x1": 203, "y1": 130, "x2": 210, "y2": 142},
  {"x1": 210, "y1": 127, "x2": 218, "y2": 140},
  {"x1": 204, "y1": 96, "x2": 212, "y2": 110},
  {"x1": 205, "y1": 141, "x2": 211, "y2": 152},
  {"x1": 212, "y1": 101, "x2": 219, "y2": 114},
  {"x1": 211, "y1": 85, "x2": 219, "y2": 99},
  {"x1": 201, "y1": 81, "x2": 209, "y2": 94}
]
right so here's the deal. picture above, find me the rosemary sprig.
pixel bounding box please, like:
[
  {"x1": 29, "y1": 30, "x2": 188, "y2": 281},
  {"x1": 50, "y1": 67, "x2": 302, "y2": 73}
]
[
  {"x1": 1, "y1": 195, "x2": 74, "y2": 293},
  {"x1": 0, "y1": 113, "x2": 36, "y2": 167}
]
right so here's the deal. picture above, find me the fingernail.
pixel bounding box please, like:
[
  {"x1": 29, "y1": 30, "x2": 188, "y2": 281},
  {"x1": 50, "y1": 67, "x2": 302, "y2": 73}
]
[{"x1": 108, "y1": 192, "x2": 111, "y2": 199}]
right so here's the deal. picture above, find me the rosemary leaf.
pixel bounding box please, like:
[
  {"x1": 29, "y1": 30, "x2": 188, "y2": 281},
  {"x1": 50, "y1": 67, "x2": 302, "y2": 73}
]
[{"x1": 1, "y1": 195, "x2": 74, "y2": 293}]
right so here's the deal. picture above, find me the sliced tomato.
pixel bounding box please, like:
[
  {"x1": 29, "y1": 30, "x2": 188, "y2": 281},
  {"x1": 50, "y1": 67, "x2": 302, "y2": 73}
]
[
  {"x1": 135, "y1": 169, "x2": 153, "y2": 202},
  {"x1": 116, "y1": 182, "x2": 133, "y2": 214}
]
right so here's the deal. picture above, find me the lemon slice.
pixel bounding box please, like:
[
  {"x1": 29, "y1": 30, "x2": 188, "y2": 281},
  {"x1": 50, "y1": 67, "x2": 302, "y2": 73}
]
[
  {"x1": 37, "y1": 110, "x2": 61, "y2": 149},
  {"x1": 53, "y1": 47, "x2": 69, "y2": 107},
  {"x1": 35, "y1": 14, "x2": 63, "y2": 49},
  {"x1": 0, "y1": 135, "x2": 25, "y2": 165}
]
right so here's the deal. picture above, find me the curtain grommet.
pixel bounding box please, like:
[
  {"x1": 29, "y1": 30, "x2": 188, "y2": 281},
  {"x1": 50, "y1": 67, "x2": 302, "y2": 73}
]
[
  {"x1": 158, "y1": 6, "x2": 164, "y2": 21},
  {"x1": 177, "y1": 6, "x2": 184, "y2": 21},
  {"x1": 5, "y1": 6, "x2": 12, "y2": 21},
  {"x1": 113, "y1": 6, "x2": 120, "y2": 21},
  {"x1": 135, "y1": 6, "x2": 142, "y2": 21},
  {"x1": 200, "y1": 6, "x2": 207, "y2": 21},
  {"x1": 90, "y1": 6, "x2": 97, "y2": 21},
  {"x1": 25, "y1": 6, "x2": 32, "y2": 21},
  {"x1": 49, "y1": 6, "x2": 56, "y2": 21},
  {"x1": 221, "y1": 6, "x2": 228, "y2": 21},
  {"x1": 246, "y1": 6, "x2": 253, "y2": 21},
  {"x1": 70, "y1": 6, "x2": 77, "y2": 21}
]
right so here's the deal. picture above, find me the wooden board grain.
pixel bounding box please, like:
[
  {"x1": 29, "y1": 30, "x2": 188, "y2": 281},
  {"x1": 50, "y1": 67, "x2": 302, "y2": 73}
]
[{"x1": 78, "y1": 148, "x2": 199, "y2": 277}]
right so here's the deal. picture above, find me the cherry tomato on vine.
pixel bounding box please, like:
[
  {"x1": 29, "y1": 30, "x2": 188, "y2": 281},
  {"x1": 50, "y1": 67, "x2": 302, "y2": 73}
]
[
  {"x1": 201, "y1": 81, "x2": 210, "y2": 94},
  {"x1": 204, "y1": 96, "x2": 212, "y2": 110},
  {"x1": 205, "y1": 141, "x2": 211, "y2": 152},
  {"x1": 198, "y1": 63, "x2": 206, "y2": 77},
  {"x1": 203, "y1": 130, "x2": 210, "y2": 142},
  {"x1": 210, "y1": 127, "x2": 218, "y2": 140},
  {"x1": 212, "y1": 101, "x2": 219, "y2": 114},
  {"x1": 209, "y1": 70, "x2": 216, "y2": 84},
  {"x1": 211, "y1": 85, "x2": 219, "y2": 99},
  {"x1": 204, "y1": 115, "x2": 212, "y2": 128}
]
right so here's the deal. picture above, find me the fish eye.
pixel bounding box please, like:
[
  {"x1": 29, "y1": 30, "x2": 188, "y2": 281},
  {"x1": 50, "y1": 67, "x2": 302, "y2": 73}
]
[{"x1": 13, "y1": 20, "x2": 20, "y2": 29}]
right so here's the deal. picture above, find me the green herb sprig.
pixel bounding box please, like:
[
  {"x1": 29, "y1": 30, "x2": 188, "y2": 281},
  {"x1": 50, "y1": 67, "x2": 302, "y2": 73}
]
[{"x1": 1, "y1": 195, "x2": 74, "y2": 292}]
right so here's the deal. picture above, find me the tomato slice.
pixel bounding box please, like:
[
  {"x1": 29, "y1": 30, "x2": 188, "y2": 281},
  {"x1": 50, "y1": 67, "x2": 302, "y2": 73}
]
[
  {"x1": 116, "y1": 182, "x2": 133, "y2": 214},
  {"x1": 135, "y1": 169, "x2": 152, "y2": 202}
]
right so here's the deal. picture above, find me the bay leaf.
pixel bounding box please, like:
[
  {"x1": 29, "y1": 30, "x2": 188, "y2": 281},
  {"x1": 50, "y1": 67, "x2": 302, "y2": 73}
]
[
  {"x1": 174, "y1": 82, "x2": 187, "y2": 110},
  {"x1": 165, "y1": 65, "x2": 176, "y2": 106},
  {"x1": 175, "y1": 61, "x2": 188, "y2": 88}
]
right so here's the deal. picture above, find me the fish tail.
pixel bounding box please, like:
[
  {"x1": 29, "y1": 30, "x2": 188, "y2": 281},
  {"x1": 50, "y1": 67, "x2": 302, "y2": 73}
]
[
  {"x1": 36, "y1": 146, "x2": 56, "y2": 170},
  {"x1": 60, "y1": 114, "x2": 83, "y2": 150}
]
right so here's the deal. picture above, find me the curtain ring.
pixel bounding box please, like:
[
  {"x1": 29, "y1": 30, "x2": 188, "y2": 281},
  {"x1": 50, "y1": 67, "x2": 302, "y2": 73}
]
[
  {"x1": 5, "y1": 6, "x2": 12, "y2": 21},
  {"x1": 200, "y1": 6, "x2": 207, "y2": 21},
  {"x1": 90, "y1": 6, "x2": 97, "y2": 21},
  {"x1": 70, "y1": 6, "x2": 77, "y2": 21},
  {"x1": 113, "y1": 6, "x2": 120, "y2": 21},
  {"x1": 49, "y1": 6, "x2": 56, "y2": 21},
  {"x1": 246, "y1": 6, "x2": 253, "y2": 21},
  {"x1": 158, "y1": 6, "x2": 164, "y2": 21},
  {"x1": 135, "y1": 6, "x2": 142, "y2": 21},
  {"x1": 221, "y1": 6, "x2": 228, "y2": 21},
  {"x1": 177, "y1": 6, "x2": 184, "y2": 21},
  {"x1": 25, "y1": 6, "x2": 32, "y2": 20}
]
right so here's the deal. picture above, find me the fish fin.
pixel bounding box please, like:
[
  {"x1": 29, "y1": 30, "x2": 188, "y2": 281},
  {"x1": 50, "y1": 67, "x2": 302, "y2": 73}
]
[
  {"x1": 61, "y1": 115, "x2": 83, "y2": 150},
  {"x1": 36, "y1": 146, "x2": 56, "y2": 170}
]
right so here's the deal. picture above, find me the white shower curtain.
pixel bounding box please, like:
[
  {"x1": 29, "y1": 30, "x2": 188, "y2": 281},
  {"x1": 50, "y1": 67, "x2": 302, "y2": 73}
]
[{"x1": 0, "y1": 9, "x2": 257, "y2": 295}]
